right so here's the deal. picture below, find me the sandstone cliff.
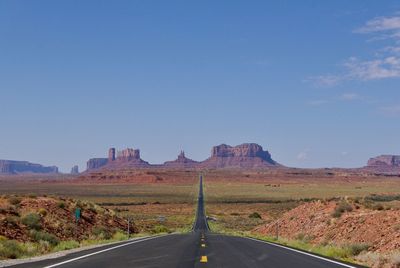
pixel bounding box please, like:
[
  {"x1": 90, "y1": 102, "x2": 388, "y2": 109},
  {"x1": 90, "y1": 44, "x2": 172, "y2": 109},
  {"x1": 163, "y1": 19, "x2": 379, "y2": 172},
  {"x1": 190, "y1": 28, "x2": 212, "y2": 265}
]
[
  {"x1": 86, "y1": 148, "x2": 150, "y2": 171},
  {"x1": 86, "y1": 158, "x2": 108, "y2": 170},
  {"x1": 367, "y1": 155, "x2": 400, "y2": 167},
  {"x1": 200, "y1": 143, "x2": 280, "y2": 168},
  {"x1": 85, "y1": 143, "x2": 280, "y2": 171},
  {"x1": 0, "y1": 160, "x2": 59, "y2": 175},
  {"x1": 365, "y1": 155, "x2": 400, "y2": 174}
]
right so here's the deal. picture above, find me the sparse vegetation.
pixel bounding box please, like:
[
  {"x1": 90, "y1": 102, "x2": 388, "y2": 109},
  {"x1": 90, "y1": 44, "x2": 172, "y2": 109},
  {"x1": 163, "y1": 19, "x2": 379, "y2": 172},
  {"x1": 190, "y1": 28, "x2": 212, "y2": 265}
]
[
  {"x1": 21, "y1": 213, "x2": 42, "y2": 230},
  {"x1": 347, "y1": 243, "x2": 370, "y2": 256},
  {"x1": 57, "y1": 201, "x2": 66, "y2": 209},
  {"x1": 0, "y1": 240, "x2": 25, "y2": 259},
  {"x1": 366, "y1": 194, "x2": 400, "y2": 202},
  {"x1": 152, "y1": 225, "x2": 170, "y2": 234},
  {"x1": 38, "y1": 208, "x2": 47, "y2": 217},
  {"x1": 52, "y1": 240, "x2": 80, "y2": 252},
  {"x1": 92, "y1": 226, "x2": 112, "y2": 240},
  {"x1": 295, "y1": 233, "x2": 315, "y2": 243},
  {"x1": 30, "y1": 230, "x2": 60, "y2": 246},
  {"x1": 332, "y1": 201, "x2": 352, "y2": 218},
  {"x1": 8, "y1": 196, "x2": 22, "y2": 206},
  {"x1": 248, "y1": 212, "x2": 261, "y2": 219},
  {"x1": 4, "y1": 216, "x2": 19, "y2": 227}
]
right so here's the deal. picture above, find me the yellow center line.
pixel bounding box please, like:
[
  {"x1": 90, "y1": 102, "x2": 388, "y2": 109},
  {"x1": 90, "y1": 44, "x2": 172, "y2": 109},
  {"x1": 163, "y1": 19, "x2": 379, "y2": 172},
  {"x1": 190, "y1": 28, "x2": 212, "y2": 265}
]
[
  {"x1": 200, "y1": 256, "x2": 208, "y2": 263},
  {"x1": 201, "y1": 243, "x2": 206, "y2": 247}
]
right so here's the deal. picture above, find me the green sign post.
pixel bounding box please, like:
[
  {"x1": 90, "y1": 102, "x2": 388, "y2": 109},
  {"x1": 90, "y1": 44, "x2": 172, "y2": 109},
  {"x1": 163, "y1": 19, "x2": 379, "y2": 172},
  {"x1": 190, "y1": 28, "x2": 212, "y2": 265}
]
[
  {"x1": 75, "y1": 208, "x2": 81, "y2": 240},
  {"x1": 75, "y1": 208, "x2": 81, "y2": 223}
]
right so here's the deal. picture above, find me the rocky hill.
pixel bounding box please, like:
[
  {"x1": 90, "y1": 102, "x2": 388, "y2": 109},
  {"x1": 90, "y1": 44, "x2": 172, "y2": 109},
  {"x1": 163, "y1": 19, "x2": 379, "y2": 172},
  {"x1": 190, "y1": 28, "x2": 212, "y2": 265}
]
[
  {"x1": 364, "y1": 155, "x2": 400, "y2": 174},
  {"x1": 85, "y1": 143, "x2": 280, "y2": 171},
  {"x1": 0, "y1": 195, "x2": 136, "y2": 259},
  {"x1": 0, "y1": 160, "x2": 58, "y2": 175},
  {"x1": 255, "y1": 198, "x2": 400, "y2": 267}
]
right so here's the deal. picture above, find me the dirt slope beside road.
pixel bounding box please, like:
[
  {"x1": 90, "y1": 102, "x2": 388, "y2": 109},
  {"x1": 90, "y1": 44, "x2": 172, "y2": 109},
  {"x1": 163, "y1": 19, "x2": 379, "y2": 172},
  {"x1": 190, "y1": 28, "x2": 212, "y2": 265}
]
[{"x1": 255, "y1": 199, "x2": 400, "y2": 267}]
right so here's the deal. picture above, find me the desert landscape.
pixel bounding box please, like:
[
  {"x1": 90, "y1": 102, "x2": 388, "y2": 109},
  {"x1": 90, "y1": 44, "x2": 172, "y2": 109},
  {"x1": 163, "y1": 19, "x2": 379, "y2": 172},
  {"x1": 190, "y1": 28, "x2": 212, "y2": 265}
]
[
  {"x1": 1, "y1": 143, "x2": 400, "y2": 267},
  {"x1": 2, "y1": 2, "x2": 400, "y2": 267}
]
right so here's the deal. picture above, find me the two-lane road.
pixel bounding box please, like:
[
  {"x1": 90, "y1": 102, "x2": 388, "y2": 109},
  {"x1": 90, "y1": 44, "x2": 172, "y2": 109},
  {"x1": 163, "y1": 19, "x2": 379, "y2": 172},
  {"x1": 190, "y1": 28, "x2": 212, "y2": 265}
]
[{"x1": 11, "y1": 176, "x2": 362, "y2": 268}]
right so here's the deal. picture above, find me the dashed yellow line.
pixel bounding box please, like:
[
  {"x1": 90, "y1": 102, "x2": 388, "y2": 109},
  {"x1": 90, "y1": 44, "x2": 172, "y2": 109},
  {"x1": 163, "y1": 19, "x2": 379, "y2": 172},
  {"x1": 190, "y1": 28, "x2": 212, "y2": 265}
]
[
  {"x1": 200, "y1": 256, "x2": 208, "y2": 263},
  {"x1": 201, "y1": 243, "x2": 206, "y2": 247}
]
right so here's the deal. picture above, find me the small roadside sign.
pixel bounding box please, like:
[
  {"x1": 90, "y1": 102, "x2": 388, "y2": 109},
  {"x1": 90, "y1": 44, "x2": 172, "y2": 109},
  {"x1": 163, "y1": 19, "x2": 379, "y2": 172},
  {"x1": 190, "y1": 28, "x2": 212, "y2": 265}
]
[{"x1": 75, "y1": 208, "x2": 81, "y2": 222}]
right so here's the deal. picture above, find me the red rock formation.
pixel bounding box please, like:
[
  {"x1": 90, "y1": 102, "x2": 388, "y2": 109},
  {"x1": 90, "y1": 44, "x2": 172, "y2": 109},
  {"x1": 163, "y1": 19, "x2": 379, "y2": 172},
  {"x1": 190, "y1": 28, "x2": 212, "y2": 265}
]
[
  {"x1": 163, "y1": 151, "x2": 199, "y2": 168},
  {"x1": 116, "y1": 148, "x2": 141, "y2": 161},
  {"x1": 367, "y1": 155, "x2": 400, "y2": 167},
  {"x1": 201, "y1": 143, "x2": 280, "y2": 168},
  {"x1": 86, "y1": 158, "x2": 108, "y2": 170},
  {"x1": 86, "y1": 148, "x2": 150, "y2": 171},
  {"x1": 365, "y1": 155, "x2": 400, "y2": 174},
  {"x1": 85, "y1": 143, "x2": 280, "y2": 171}
]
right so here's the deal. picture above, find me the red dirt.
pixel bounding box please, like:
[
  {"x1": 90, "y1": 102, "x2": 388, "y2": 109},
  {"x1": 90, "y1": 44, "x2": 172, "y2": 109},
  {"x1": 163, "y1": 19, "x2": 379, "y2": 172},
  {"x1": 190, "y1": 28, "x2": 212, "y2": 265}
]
[{"x1": 255, "y1": 200, "x2": 400, "y2": 253}]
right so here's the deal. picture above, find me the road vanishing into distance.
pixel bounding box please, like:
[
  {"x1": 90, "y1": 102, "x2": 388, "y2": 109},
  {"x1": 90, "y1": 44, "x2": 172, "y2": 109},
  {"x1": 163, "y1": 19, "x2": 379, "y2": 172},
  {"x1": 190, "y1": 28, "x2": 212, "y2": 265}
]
[{"x1": 12, "y1": 176, "x2": 362, "y2": 268}]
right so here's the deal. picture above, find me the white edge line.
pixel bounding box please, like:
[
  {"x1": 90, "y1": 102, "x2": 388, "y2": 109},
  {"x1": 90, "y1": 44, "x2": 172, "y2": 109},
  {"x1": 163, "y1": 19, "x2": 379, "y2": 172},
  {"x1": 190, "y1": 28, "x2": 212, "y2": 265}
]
[
  {"x1": 244, "y1": 237, "x2": 358, "y2": 268},
  {"x1": 43, "y1": 235, "x2": 170, "y2": 268}
]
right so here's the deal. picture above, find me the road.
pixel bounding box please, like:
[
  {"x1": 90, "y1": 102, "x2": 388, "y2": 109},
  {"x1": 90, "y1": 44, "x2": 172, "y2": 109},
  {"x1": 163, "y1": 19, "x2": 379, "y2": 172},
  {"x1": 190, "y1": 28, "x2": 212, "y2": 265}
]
[{"x1": 12, "y1": 176, "x2": 362, "y2": 268}]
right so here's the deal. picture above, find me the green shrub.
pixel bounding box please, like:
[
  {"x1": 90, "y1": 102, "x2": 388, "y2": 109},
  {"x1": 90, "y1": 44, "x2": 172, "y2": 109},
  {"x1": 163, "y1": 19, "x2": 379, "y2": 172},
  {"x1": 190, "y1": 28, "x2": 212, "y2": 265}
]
[
  {"x1": 57, "y1": 202, "x2": 66, "y2": 209},
  {"x1": 248, "y1": 212, "x2": 262, "y2": 219},
  {"x1": 8, "y1": 197, "x2": 22, "y2": 206},
  {"x1": 332, "y1": 201, "x2": 352, "y2": 218},
  {"x1": 347, "y1": 243, "x2": 369, "y2": 256},
  {"x1": 38, "y1": 208, "x2": 47, "y2": 217},
  {"x1": 30, "y1": 230, "x2": 59, "y2": 246},
  {"x1": 21, "y1": 213, "x2": 41, "y2": 230},
  {"x1": 4, "y1": 216, "x2": 19, "y2": 227},
  {"x1": 92, "y1": 226, "x2": 112, "y2": 240},
  {"x1": 317, "y1": 245, "x2": 350, "y2": 259},
  {"x1": 0, "y1": 240, "x2": 25, "y2": 259},
  {"x1": 52, "y1": 240, "x2": 80, "y2": 252},
  {"x1": 366, "y1": 194, "x2": 400, "y2": 202},
  {"x1": 112, "y1": 231, "x2": 127, "y2": 241},
  {"x1": 295, "y1": 233, "x2": 314, "y2": 243},
  {"x1": 331, "y1": 209, "x2": 342, "y2": 218},
  {"x1": 152, "y1": 225, "x2": 170, "y2": 234}
]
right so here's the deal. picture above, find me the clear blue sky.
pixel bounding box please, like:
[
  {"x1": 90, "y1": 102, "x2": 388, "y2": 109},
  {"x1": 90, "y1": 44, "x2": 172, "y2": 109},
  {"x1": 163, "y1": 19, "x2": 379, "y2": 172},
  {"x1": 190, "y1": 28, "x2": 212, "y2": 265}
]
[{"x1": 1, "y1": 1, "x2": 400, "y2": 172}]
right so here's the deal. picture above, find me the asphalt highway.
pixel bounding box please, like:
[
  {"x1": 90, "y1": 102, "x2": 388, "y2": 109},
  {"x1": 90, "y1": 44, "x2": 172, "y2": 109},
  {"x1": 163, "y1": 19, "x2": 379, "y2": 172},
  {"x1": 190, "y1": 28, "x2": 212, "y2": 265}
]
[{"x1": 11, "y1": 176, "x2": 362, "y2": 268}]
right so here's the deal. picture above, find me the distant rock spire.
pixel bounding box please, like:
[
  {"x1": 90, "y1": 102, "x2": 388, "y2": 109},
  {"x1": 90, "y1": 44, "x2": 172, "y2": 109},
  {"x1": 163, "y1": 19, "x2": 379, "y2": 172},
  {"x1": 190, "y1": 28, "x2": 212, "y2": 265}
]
[
  {"x1": 108, "y1": 148, "x2": 116, "y2": 161},
  {"x1": 70, "y1": 165, "x2": 79, "y2": 174},
  {"x1": 178, "y1": 150, "x2": 185, "y2": 159}
]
